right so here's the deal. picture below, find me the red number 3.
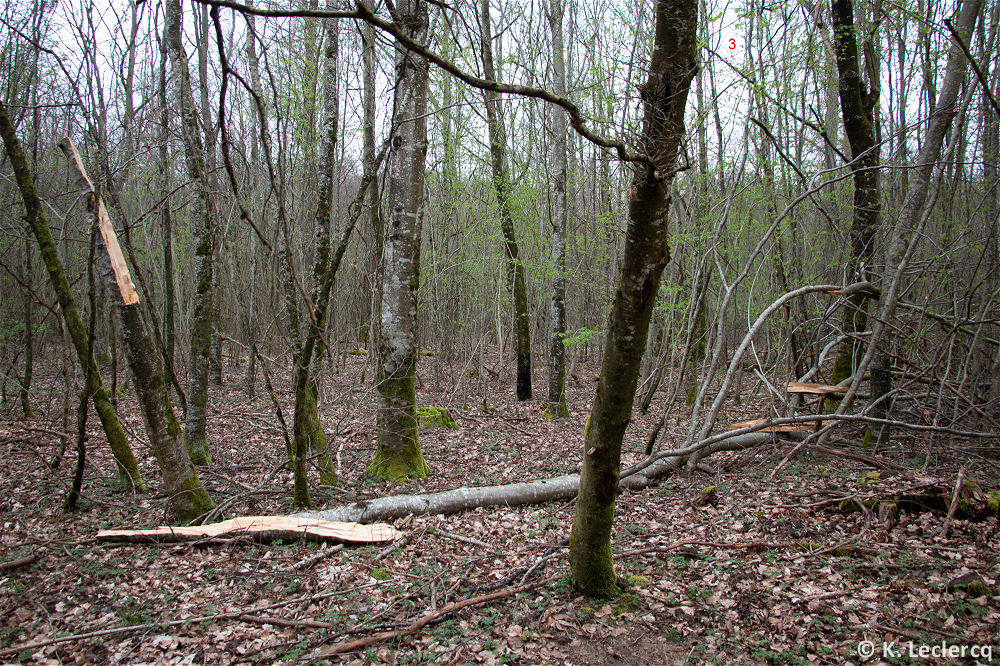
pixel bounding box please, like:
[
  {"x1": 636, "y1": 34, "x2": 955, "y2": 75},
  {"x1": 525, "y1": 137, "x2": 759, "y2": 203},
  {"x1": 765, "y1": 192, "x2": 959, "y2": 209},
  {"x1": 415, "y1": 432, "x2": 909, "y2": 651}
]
[{"x1": 729, "y1": 38, "x2": 736, "y2": 50}]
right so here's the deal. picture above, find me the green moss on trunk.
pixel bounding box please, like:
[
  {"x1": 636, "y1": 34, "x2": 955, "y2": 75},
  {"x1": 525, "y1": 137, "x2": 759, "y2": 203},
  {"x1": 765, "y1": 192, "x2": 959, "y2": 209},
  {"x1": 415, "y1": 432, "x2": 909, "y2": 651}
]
[
  {"x1": 415, "y1": 406, "x2": 457, "y2": 429},
  {"x1": 303, "y1": 380, "x2": 337, "y2": 486},
  {"x1": 0, "y1": 101, "x2": 144, "y2": 493},
  {"x1": 367, "y1": 433, "x2": 430, "y2": 481},
  {"x1": 372, "y1": 353, "x2": 430, "y2": 480},
  {"x1": 568, "y1": 0, "x2": 696, "y2": 597},
  {"x1": 119, "y1": 303, "x2": 213, "y2": 523},
  {"x1": 570, "y1": 485, "x2": 619, "y2": 597}
]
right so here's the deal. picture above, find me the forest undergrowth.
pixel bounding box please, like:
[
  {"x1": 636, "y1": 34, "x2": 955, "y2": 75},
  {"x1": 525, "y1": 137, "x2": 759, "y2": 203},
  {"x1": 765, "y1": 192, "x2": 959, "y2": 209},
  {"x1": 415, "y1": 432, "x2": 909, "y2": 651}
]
[{"x1": 1, "y1": 354, "x2": 998, "y2": 666}]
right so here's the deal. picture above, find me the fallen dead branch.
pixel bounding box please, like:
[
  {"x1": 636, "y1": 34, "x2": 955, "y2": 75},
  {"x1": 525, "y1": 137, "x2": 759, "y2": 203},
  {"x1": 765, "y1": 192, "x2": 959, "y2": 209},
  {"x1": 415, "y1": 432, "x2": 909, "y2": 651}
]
[
  {"x1": 941, "y1": 468, "x2": 965, "y2": 538},
  {"x1": 0, "y1": 554, "x2": 36, "y2": 571},
  {"x1": 315, "y1": 575, "x2": 557, "y2": 657},
  {"x1": 613, "y1": 539, "x2": 817, "y2": 558},
  {"x1": 804, "y1": 443, "x2": 902, "y2": 470},
  {"x1": 281, "y1": 543, "x2": 344, "y2": 572},
  {"x1": 0, "y1": 584, "x2": 384, "y2": 658}
]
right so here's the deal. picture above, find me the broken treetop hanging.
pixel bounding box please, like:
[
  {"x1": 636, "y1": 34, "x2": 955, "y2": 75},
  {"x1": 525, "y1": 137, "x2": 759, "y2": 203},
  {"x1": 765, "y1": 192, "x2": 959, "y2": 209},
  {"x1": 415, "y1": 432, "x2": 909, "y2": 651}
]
[{"x1": 58, "y1": 136, "x2": 140, "y2": 306}]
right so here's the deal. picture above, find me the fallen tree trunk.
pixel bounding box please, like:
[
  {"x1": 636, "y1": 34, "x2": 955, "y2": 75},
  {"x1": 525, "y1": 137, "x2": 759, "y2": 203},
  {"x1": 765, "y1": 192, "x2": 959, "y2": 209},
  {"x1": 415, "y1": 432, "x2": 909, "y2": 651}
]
[
  {"x1": 298, "y1": 431, "x2": 803, "y2": 524},
  {"x1": 299, "y1": 475, "x2": 581, "y2": 524}
]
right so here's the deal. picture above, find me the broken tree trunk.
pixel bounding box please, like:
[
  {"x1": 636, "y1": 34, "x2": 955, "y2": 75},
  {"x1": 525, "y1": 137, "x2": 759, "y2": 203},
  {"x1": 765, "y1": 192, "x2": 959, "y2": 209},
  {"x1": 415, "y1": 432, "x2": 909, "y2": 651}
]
[
  {"x1": 58, "y1": 136, "x2": 215, "y2": 524},
  {"x1": 0, "y1": 98, "x2": 144, "y2": 493},
  {"x1": 97, "y1": 516, "x2": 401, "y2": 545}
]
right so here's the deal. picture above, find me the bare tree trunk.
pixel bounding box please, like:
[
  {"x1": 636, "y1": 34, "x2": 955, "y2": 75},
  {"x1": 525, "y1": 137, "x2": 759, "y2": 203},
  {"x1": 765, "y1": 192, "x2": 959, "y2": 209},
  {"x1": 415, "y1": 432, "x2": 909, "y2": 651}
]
[
  {"x1": 362, "y1": 21, "x2": 381, "y2": 356},
  {"x1": 20, "y1": 236, "x2": 34, "y2": 418},
  {"x1": 481, "y1": 0, "x2": 532, "y2": 402},
  {"x1": 829, "y1": 0, "x2": 881, "y2": 386},
  {"x1": 0, "y1": 99, "x2": 145, "y2": 493},
  {"x1": 291, "y1": 12, "x2": 341, "y2": 507},
  {"x1": 569, "y1": 0, "x2": 697, "y2": 597},
  {"x1": 158, "y1": 27, "x2": 185, "y2": 414},
  {"x1": 371, "y1": 0, "x2": 431, "y2": 480},
  {"x1": 981, "y1": 2, "x2": 1000, "y2": 404},
  {"x1": 166, "y1": 0, "x2": 214, "y2": 466},
  {"x1": 545, "y1": 0, "x2": 570, "y2": 418}
]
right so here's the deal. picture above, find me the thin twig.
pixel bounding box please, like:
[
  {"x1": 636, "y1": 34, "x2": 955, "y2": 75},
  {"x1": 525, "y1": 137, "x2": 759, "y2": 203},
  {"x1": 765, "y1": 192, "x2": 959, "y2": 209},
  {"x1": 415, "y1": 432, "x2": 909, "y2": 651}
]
[{"x1": 940, "y1": 468, "x2": 965, "y2": 538}]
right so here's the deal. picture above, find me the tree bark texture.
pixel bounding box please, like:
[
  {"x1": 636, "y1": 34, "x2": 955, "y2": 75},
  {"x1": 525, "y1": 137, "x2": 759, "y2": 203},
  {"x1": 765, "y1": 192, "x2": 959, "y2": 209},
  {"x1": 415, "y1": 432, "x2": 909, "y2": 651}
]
[
  {"x1": 362, "y1": 21, "x2": 381, "y2": 354},
  {"x1": 569, "y1": 0, "x2": 697, "y2": 597},
  {"x1": 545, "y1": 0, "x2": 570, "y2": 418},
  {"x1": 159, "y1": 27, "x2": 185, "y2": 414},
  {"x1": 481, "y1": 0, "x2": 532, "y2": 402},
  {"x1": 371, "y1": 0, "x2": 431, "y2": 481},
  {"x1": 830, "y1": 0, "x2": 880, "y2": 386},
  {"x1": 166, "y1": 0, "x2": 214, "y2": 466},
  {"x1": 117, "y1": 301, "x2": 215, "y2": 522},
  {"x1": 0, "y1": 99, "x2": 145, "y2": 492}
]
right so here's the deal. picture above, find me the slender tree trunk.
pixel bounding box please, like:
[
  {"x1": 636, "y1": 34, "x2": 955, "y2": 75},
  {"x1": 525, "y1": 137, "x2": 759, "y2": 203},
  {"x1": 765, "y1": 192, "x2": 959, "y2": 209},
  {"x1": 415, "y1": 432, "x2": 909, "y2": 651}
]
[
  {"x1": 362, "y1": 21, "x2": 381, "y2": 355},
  {"x1": 0, "y1": 99, "x2": 144, "y2": 492},
  {"x1": 245, "y1": 6, "x2": 263, "y2": 399},
  {"x1": 981, "y1": 1, "x2": 1000, "y2": 403},
  {"x1": 166, "y1": 0, "x2": 214, "y2": 466},
  {"x1": 20, "y1": 236, "x2": 34, "y2": 418},
  {"x1": 371, "y1": 0, "x2": 431, "y2": 480},
  {"x1": 545, "y1": 0, "x2": 570, "y2": 417},
  {"x1": 569, "y1": 0, "x2": 697, "y2": 597},
  {"x1": 194, "y1": 4, "x2": 225, "y2": 390},
  {"x1": 481, "y1": 0, "x2": 532, "y2": 401},
  {"x1": 830, "y1": 0, "x2": 881, "y2": 386},
  {"x1": 159, "y1": 30, "x2": 175, "y2": 387},
  {"x1": 683, "y1": 46, "x2": 711, "y2": 406},
  {"x1": 291, "y1": 12, "x2": 341, "y2": 507}
]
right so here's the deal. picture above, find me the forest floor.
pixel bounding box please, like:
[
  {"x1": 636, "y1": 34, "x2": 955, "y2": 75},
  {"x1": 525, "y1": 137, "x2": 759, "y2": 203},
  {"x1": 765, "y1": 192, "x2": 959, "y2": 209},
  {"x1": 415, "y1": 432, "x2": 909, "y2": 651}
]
[{"x1": 1, "y1": 353, "x2": 998, "y2": 666}]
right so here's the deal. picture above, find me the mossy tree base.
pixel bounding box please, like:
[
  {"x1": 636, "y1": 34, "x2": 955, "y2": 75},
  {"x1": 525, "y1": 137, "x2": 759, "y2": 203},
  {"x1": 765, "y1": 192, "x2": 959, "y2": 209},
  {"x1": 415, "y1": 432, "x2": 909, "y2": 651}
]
[
  {"x1": 302, "y1": 381, "x2": 337, "y2": 486},
  {"x1": 367, "y1": 437, "x2": 431, "y2": 481},
  {"x1": 541, "y1": 399, "x2": 570, "y2": 419},
  {"x1": 569, "y1": 496, "x2": 620, "y2": 598}
]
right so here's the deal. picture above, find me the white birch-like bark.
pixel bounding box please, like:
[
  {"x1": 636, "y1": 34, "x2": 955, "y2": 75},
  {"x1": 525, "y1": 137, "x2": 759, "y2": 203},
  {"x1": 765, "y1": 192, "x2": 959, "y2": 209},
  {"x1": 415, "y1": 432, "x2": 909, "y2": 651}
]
[{"x1": 371, "y1": 0, "x2": 431, "y2": 480}]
